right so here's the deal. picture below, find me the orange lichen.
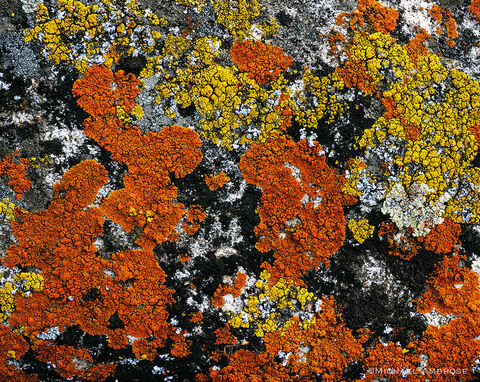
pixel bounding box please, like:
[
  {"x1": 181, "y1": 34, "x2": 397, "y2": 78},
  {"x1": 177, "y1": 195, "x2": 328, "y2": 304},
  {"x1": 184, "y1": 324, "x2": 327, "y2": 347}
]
[
  {"x1": 0, "y1": 150, "x2": 31, "y2": 199},
  {"x1": 183, "y1": 205, "x2": 207, "y2": 235},
  {"x1": 4, "y1": 160, "x2": 108, "y2": 270},
  {"x1": 190, "y1": 311, "x2": 203, "y2": 323},
  {"x1": 205, "y1": 172, "x2": 230, "y2": 191},
  {"x1": 171, "y1": 331, "x2": 192, "y2": 358},
  {"x1": 377, "y1": 97, "x2": 421, "y2": 142},
  {"x1": 263, "y1": 297, "x2": 364, "y2": 381},
  {"x1": 211, "y1": 289, "x2": 224, "y2": 308},
  {"x1": 470, "y1": 0, "x2": 480, "y2": 20},
  {"x1": 11, "y1": 0, "x2": 480, "y2": 377},
  {"x1": 209, "y1": 351, "x2": 223, "y2": 362},
  {"x1": 107, "y1": 250, "x2": 175, "y2": 341},
  {"x1": 325, "y1": 31, "x2": 346, "y2": 55},
  {"x1": 230, "y1": 40, "x2": 293, "y2": 85},
  {"x1": 405, "y1": 29, "x2": 431, "y2": 65},
  {"x1": 363, "y1": 341, "x2": 420, "y2": 382},
  {"x1": 2, "y1": 159, "x2": 178, "y2": 377},
  {"x1": 0, "y1": 325, "x2": 36, "y2": 381},
  {"x1": 196, "y1": 349, "x2": 291, "y2": 382},
  {"x1": 181, "y1": 15, "x2": 196, "y2": 38},
  {"x1": 417, "y1": 254, "x2": 478, "y2": 316},
  {"x1": 379, "y1": 215, "x2": 460, "y2": 258},
  {"x1": 73, "y1": 65, "x2": 138, "y2": 119},
  {"x1": 335, "y1": 0, "x2": 398, "y2": 35},
  {"x1": 73, "y1": 65, "x2": 203, "y2": 250},
  {"x1": 380, "y1": 97, "x2": 422, "y2": 141},
  {"x1": 131, "y1": 338, "x2": 159, "y2": 361},
  {"x1": 212, "y1": 271, "x2": 247, "y2": 308},
  {"x1": 215, "y1": 324, "x2": 237, "y2": 346},
  {"x1": 429, "y1": 4, "x2": 458, "y2": 46},
  {"x1": 415, "y1": 324, "x2": 480, "y2": 381},
  {"x1": 421, "y1": 217, "x2": 461, "y2": 254},
  {"x1": 240, "y1": 136, "x2": 355, "y2": 282},
  {"x1": 399, "y1": 254, "x2": 480, "y2": 380},
  {"x1": 469, "y1": 121, "x2": 480, "y2": 146},
  {"x1": 378, "y1": 222, "x2": 421, "y2": 260},
  {"x1": 337, "y1": 59, "x2": 378, "y2": 96},
  {"x1": 201, "y1": 297, "x2": 364, "y2": 381},
  {"x1": 34, "y1": 341, "x2": 116, "y2": 381}
]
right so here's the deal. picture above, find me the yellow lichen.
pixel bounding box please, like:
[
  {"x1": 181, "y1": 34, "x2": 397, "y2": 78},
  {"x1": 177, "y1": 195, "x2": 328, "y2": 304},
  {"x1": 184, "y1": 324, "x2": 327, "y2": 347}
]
[
  {"x1": 348, "y1": 218, "x2": 374, "y2": 243},
  {"x1": 0, "y1": 282, "x2": 14, "y2": 323},
  {"x1": 13, "y1": 272, "x2": 45, "y2": 296},
  {"x1": 0, "y1": 198, "x2": 16, "y2": 222},
  {"x1": 174, "y1": 0, "x2": 207, "y2": 12},
  {"x1": 228, "y1": 270, "x2": 316, "y2": 337},
  {"x1": 212, "y1": 0, "x2": 260, "y2": 39},
  {"x1": 141, "y1": 37, "x2": 294, "y2": 149},
  {"x1": 0, "y1": 271, "x2": 44, "y2": 324},
  {"x1": 25, "y1": 0, "x2": 165, "y2": 72},
  {"x1": 29, "y1": 155, "x2": 51, "y2": 169},
  {"x1": 293, "y1": 68, "x2": 347, "y2": 129},
  {"x1": 345, "y1": 31, "x2": 480, "y2": 225}
]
